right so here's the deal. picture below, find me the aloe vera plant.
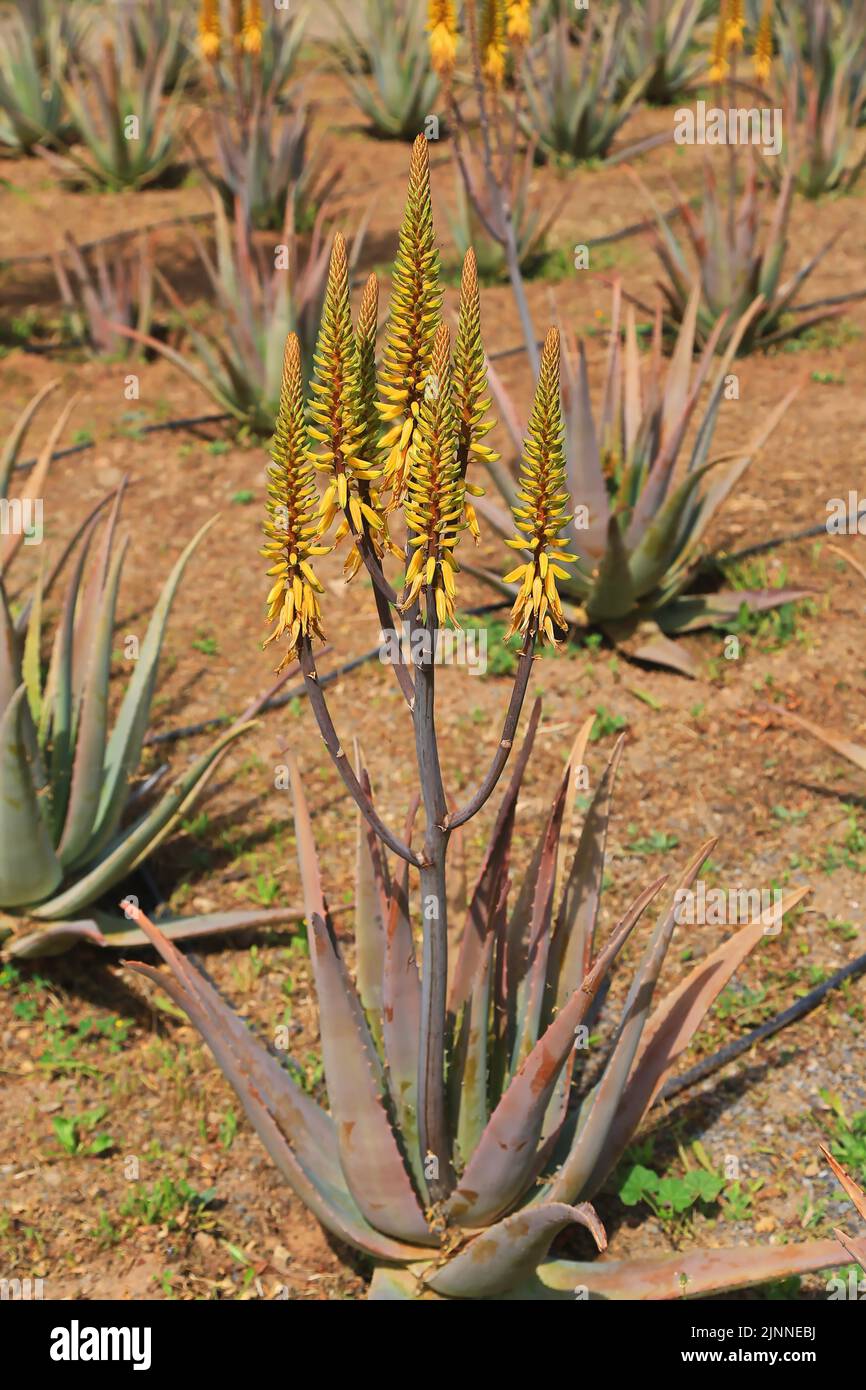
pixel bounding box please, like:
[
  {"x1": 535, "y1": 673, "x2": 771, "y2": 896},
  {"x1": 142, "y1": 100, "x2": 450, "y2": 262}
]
[
  {"x1": 40, "y1": 32, "x2": 188, "y2": 190},
  {"x1": 475, "y1": 284, "x2": 806, "y2": 673},
  {"x1": 328, "y1": 0, "x2": 440, "y2": 140},
  {"x1": 634, "y1": 159, "x2": 866, "y2": 354},
  {"x1": 521, "y1": 10, "x2": 650, "y2": 164},
  {"x1": 113, "y1": 193, "x2": 335, "y2": 435},
  {"x1": 122, "y1": 139, "x2": 841, "y2": 1299},
  {"x1": 0, "y1": 13, "x2": 73, "y2": 154},
  {"x1": 0, "y1": 485, "x2": 298, "y2": 961},
  {"x1": 622, "y1": 0, "x2": 705, "y2": 103},
  {"x1": 53, "y1": 231, "x2": 155, "y2": 358}
]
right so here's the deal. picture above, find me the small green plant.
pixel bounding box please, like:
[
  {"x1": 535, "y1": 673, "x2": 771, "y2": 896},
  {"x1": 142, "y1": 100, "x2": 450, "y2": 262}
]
[
  {"x1": 119, "y1": 1176, "x2": 216, "y2": 1231},
  {"x1": 52, "y1": 1107, "x2": 114, "y2": 1157}
]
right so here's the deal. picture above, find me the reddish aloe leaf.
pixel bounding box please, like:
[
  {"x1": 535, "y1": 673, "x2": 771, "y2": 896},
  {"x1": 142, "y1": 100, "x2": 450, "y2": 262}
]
[
  {"x1": 353, "y1": 745, "x2": 387, "y2": 1040},
  {"x1": 536, "y1": 1239, "x2": 842, "y2": 1300},
  {"x1": 0, "y1": 686, "x2": 63, "y2": 908},
  {"x1": 584, "y1": 885, "x2": 811, "y2": 1192},
  {"x1": 309, "y1": 913, "x2": 433, "y2": 1245},
  {"x1": 770, "y1": 705, "x2": 866, "y2": 775},
  {"x1": 629, "y1": 630, "x2": 700, "y2": 679},
  {"x1": 6, "y1": 920, "x2": 107, "y2": 958},
  {"x1": 510, "y1": 765, "x2": 569, "y2": 1071},
  {"x1": 821, "y1": 1144, "x2": 866, "y2": 1222},
  {"x1": 121, "y1": 917, "x2": 431, "y2": 1265},
  {"x1": 286, "y1": 752, "x2": 330, "y2": 925},
  {"x1": 448, "y1": 698, "x2": 540, "y2": 1017},
  {"x1": 453, "y1": 932, "x2": 494, "y2": 1171},
  {"x1": 382, "y1": 856, "x2": 424, "y2": 1195},
  {"x1": 425, "y1": 1203, "x2": 605, "y2": 1299},
  {"x1": 548, "y1": 734, "x2": 626, "y2": 1014},
  {"x1": 544, "y1": 847, "x2": 713, "y2": 1205},
  {"x1": 562, "y1": 338, "x2": 611, "y2": 565},
  {"x1": 446, "y1": 893, "x2": 651, "y2": 1228}
]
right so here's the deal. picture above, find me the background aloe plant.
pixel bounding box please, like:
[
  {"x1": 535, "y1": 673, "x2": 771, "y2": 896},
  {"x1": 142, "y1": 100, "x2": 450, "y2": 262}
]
[
  {"x1": 476, "y1": 285, "x2": 806, "y2": 673},
  {"x1": 0, "y1": 12, "x2": 74, "y2": 154},
  {"x1": 112, "y1": 193, "x2": 337, "y2": 434},
  {"x1": 53, "y1": 231, "x2": 155, "y2": 358},
  {"x1": 327, "y1": 0, "x2": 440, "y2": 140},
  {"x1": 622, "y1": 0, "x2": 705, "y2": 104},
  {"x1": 634, "y1": 160, "x2": 866, "y2": 354},
  {"x1": 0, "y1": 486, "x2": 297, "y2": 960},
  {"x1": 763, "y1": 36, "x2": 866, "y2": 197}
]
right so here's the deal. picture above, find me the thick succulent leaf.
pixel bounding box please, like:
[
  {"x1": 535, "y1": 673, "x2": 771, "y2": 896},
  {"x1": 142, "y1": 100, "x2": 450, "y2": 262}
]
[
  {"x1": 56, "y1": 538, "x2": 127, "y2": 866},
  {"x1": 0, "y1": 396, "x2": 78, "y2": 576},
  {"x1": 547, "y1": 735, "x2": 625, "y2": 1014},
  {"x1": 0, "y1": 686, "x2": 63, "y2": 908},
  {"x1": 448, "y1": 699, "x2": 540, "y2": 1017},
  {"x1": 453, "y1": 933, "x2": 494, "y2": 1171},
  {"x1": 382, "y1": 861, "x2": 425, "y2": 1196},
  {"x1": 770, "y1": 705, "x2": 866, "y2": 775},
  {"x1": 0, "y1": 583, "x2": 23, "y2": 717},
  {"x1": 0, "y1": 382, "x2": 59, "y2": 500},
  {"x1": 424, "y1": 1203, "x2": 605, "y2": 1299},
  {"x1": 309, "y1": 912, "x2": 433, "y2": 1245},
  {"x1": 821, "y1": 1144, "x2": 866, "y2": 1222},
  {"x1": 534, "y1": 1239, "x2": 843, "y2": 1300},
  {"x1": 446, "y1": 897, "x2": 649, "y2": 1228},
  {"x1": 121, "y1": 909, "x2": 431, "y2": 1264},
  {"x1": 628, "y1": 627, "x2": 700, "y2": 678},
  {"x1": 585, "y1": 517, "x2": 637, "y2": 622},
  {"x1": 353, "y1": 743, "x2": 387, "y2": 1039},
  {"x1": 563, "y1": 339, "x2": 610, "y2": 564},
  {"x1": 656, "y1": 587, "x2": 810, "y2": 636},
  {"x1": 86, "y1": 517, "x2": 218, "y2": 857},
  {"x1": 285, "y1": 751, "x2": 329, "y2": 922},
  {"x1": 581, "y1": 885, "x2": 811, "y2": 1193},
  {"x1": 544, "y1": 843, "x2": 714, "y2": 1206},
  {"x1": 30, "y1": 723, "x2": 249, "y2": 919},
  {"x1": 4, "y1": 907, "x2": 308, "y2": 959},
  {"x1": 627, "y1": 462, "x2": 716, "y2": 601}
]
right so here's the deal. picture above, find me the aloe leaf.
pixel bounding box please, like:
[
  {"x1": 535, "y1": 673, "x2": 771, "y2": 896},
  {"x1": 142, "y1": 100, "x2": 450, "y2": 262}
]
[
  {"x1": 424, "y1": 1203, "x2": 605, "y2": 1300},
  {"x1": 656, "y1": 588, "x2": 810, "y2": 636},
  {"x1": 353, "y1": 743, "x2": 386, "y2": 1040},
  {"x1": 87, "y1": 517, "x2": 218, "y2": 857},
  {"x1": 626, "y1": 461, "x2": 716, "y2": 601},
  {"x1": 5, "y1": 907, "x2": 308, "y2": 959},
  {"x1": 122, "y1": 914, "x2": 430, "y2": 1264},
  {"x1": 30, "y1": 722, "x2": 249, "y2": 919},
  {"x1": 308, "y1": 912, "x2": 433, "y2": 1246},
  {"x1": 582, "y1": 885, "x2": 811, "y2": 1192},
  {"x1": 446, "y1": 898, "x2": 647, "y2": 1228},
  {"x1": 544, "y1": 845, "x2": 713, "y2": 1206},
  {"x1": 0, "y1": 584, "x2": 22, "y2": 719},
  {"x1": 0, "y1": 686, "x2": 63, "y2": 908},
  {"x1": 5, "y1": 920, "x2": 107, "y2": 959},
  {"x1": 0, "y1": 382, "x2": 58, "y2": 499},
  {"x1": 21, "y1": 561, "x2": 44, "y2": 727},
  {"x1": 382, "y1": 859, "x2": 425, "y2": 1196},
  {"x1": 585, "y1": 516, "x2": 637, "y2": 622},
  {"x1": 535, "y1": 1239, "x2": 843, "y2": 1300},
  {"x1": 821, "y1": 1145, "x2": 866, "y2": 1222},
  {"x1": 769, "y1": 705, "x2": 866, "y2": 775},
  {"x1": 563, "y1": 339, "x2": 610, "y2": 564},
  {"x1": 56, "y1": 537, "x2": 127, "y2": 866},
  {"x1": 453, "y1": 932, "x2": 494, "y2": 1171}
]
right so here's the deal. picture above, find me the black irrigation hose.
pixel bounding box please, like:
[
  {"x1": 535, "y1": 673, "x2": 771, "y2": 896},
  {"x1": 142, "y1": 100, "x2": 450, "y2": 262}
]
[
  {"x1": 704, "y1": 514, "x2": 866, "y2": 570},
  {"x1": 661, "y1": 948, "x2": 866, "y2": 1103},
  {"x1": 12, "y1": 411, "x2": 231, "y2": 474},
  {"x1": 144, "y1": 601, "x2": 513, "y2": 747}
]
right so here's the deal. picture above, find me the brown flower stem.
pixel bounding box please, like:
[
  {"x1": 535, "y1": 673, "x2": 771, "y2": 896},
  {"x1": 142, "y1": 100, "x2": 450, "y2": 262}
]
[
  {"x1": 465, "y1": 0, "x2": 539, "y2": 375},
  {"x1": 411, "y1": 602, "x2": 454, "y2": 1200},
  {"x1": 299, "y1": 637, "x2": 421, "y2": 867},
  {"x1": 349, "y1": 515, "x2": 415, "y2": 708},
  {"x1": 448, "y1": 627, "x2": 536, "y2": 830}
]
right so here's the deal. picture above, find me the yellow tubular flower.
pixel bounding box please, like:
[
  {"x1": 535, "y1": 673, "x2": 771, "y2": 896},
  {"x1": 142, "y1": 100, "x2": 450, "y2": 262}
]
[
  {"x1": 263, "y1": 334, "x2": 330, "y2": 669},
  {"x1": 754, "y1": 2, "x2": 773, "y2": 82},
  {"x1": 503, "y1": 328, "x2": 576, "y2": 646},
  {"x1": 378, "y1": 135, "x2": 443, "y2": 505},
  {"x1": 198, "y1": 0, "x2": 221, "y2": 62},
  {"x1": 345, "y1": 273, "x2": 396, "y2": 580},
  {"x1": 709, "y1": 6, "x2": 730, "y2": 83},
  {"x1": 403, "y1": 323, "x2": 464, "y2": 627},
  {"x1": 453, "y1": 249, "x2": 497, "y2": 543},
  {"x1": 481, "y1": 0, "x2": 508, "y2": 89},
  {"x1": 506, "y1": 0, "x2": 531, "y2": 51},
  {"x1": 242, "y1": 0, "x2": 263, "y2": 55},
  {"x1": 725, "y1": 0, "x2": 745, "y2": 51},
  {"x1": 428, "y1": 0, "x2": 458, "y2": 81},
  {"x1": 310, "y1": 234, "x2": 379, "y2": 546}
]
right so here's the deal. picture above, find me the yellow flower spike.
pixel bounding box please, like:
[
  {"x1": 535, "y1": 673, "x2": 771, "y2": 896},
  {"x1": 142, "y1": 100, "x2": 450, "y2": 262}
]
[
  {"x1": 725, "y1": 0, "x2": 745, "y2": 51},
  {"x1": 481, "y1": 0, "x2": 508, "y2": 90},
  {"x1": 402, "y1": 322, "x2": 464, "y2": 627},
  {"x1": 453, "y1": 248, "x2": 497, "y2": 543},
  {"x1": 504, "y1": 327, "x2": 575, "y2": 646},
  {"x1": 262, "y1": 334, "x2": 329, "y2": 670},
  {"x1": 379, "y1": 136, "x2": 443, "y2": 505},
  {"x1": 506, "y1": 0, "x2": 531, "y2": 52},
  {"x1": 242, "y1": 0, "x2": 264, "y2": 55},
  {"x1": 709, "y1": 3, "x2": 730, "y2": 82},
  {"x1": 428, "y1": 0, "x2": 458, "y2": 82},
  {"x1": 198, "y1": 0, "x2": 221, "y2": 61},
  {"x1": 754, "y1": 2, "x2": 773, "y2": 83},
  {"x1": 309, "y1": 233, "x2": 371, "y2": 549}
]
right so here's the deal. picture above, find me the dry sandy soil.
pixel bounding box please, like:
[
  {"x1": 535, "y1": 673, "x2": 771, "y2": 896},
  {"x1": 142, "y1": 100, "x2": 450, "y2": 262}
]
[{"x1": 1, "y1": 28, "x2": 865, "y2": 1302}]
